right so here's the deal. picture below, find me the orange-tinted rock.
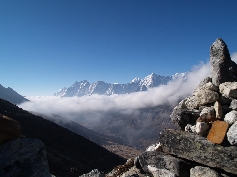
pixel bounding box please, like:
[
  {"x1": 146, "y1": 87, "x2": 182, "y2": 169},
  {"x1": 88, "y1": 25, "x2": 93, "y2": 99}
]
[
  {"x1": 207, "y1": 121, "x2": 228, "y2": 144},
  {"x1": 0, "y1": 114, "x2": 21, "y2": 145}
]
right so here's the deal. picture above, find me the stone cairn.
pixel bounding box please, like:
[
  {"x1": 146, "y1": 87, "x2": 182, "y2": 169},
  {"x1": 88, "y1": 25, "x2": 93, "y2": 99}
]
[{"x1": 105, "y1": 38, "x2": 237, "y2": 177}]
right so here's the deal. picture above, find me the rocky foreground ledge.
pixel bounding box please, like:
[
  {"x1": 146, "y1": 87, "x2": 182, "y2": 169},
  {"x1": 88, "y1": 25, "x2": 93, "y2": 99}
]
[{"x1": 160, "y1": 129, "x2": 237, "y2": 175}]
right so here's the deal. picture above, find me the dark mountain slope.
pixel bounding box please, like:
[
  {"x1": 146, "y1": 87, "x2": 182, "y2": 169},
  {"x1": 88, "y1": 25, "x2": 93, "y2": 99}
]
[
  {"x1": 36, "y1": 113, "x2": 129, "y2": 146},
  {"x1": 0, "y1": 98, "x2": 125, "y2": 177},
  {"x1": 0, "y1": 84, "x2": 28, "y2": 104},
  {"x1": 85, "y1": 105, "x2": 177, "y2": 150}
]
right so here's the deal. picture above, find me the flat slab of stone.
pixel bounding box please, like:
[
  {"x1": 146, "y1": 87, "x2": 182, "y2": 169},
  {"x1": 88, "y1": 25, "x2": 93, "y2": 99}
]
[
  {"x1": 159, "y1": 129, "x2": 237, "y2": 175},
  {"x1": 207, "y1": 121, "x2": 229, "y2": 144},
  {"x1": 0, "y1": 138, "x2": 51, "y2": 177},
  {"x1": 138, "y1": 151, "x2": 193, "y2": 177}
]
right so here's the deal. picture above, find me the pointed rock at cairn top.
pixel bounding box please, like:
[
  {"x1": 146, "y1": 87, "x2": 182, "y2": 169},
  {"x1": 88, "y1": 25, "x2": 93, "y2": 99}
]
[{"x1": 210, "y1": 38, "x2": 237, "y2": 86}]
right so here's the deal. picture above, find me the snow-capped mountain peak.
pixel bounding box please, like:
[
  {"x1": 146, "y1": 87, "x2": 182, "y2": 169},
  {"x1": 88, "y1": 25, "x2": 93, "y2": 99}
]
[{"x1": 54, "y1": 73, "x2": 187, "y2": 97}]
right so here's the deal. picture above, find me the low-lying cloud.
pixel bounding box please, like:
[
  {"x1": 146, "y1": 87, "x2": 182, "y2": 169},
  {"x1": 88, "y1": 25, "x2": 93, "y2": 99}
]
[
  {"x1": 19, "y1": 61, "x2": 210, "y2": 117},
  {"x1": 231, "y1": 52, "x2": 237, "y2": 63}
]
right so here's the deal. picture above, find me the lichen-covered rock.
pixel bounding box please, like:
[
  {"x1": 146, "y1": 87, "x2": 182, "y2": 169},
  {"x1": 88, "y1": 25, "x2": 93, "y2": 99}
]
[
  {"x1": 207, "y1": 121, "x2": 229, "y2": 144},
  {"x1": 159, "y1": 129, "x2": 237, "y2": 175},
  {"x1": 0, "y1": 114, "x2": 21, "y2": 145},
  {"x1": 190, "y1": 166, "x2": 220, "y2": 177},
  {"x1": 137, "y1": 151, "x2": 192, "y2": 177},
  {"x1": 147, "y1": 165, "x2": 176, "y2": 177},
  {"x1": 184, "y1": 96, "x2": 199, "y2": 110},
  {"x1": 227, "y1": 121, "x2": 237, "y2": 145},
  {"x1": 219, "y1": 82, "x2": 237, "y2": 98},
  {"x1": 214, "y1": 101, "x2": 223, "y2": 119},
  {"x1": 210, "y1": 38, "x2": 237, "y2": 86},
  {"x1": 79, "y1": 169, "x2": 105, "y2": 177},
  {"x1": 195, "y1": 121, "x2": 210, "y2": 137},
  {"x1": 195, "y1": 90, "x2": 219, "y2": 105},
  {"x1": 193, "y1": 82, "x2": 218, "y2": 95},
  {"x1": 229, "y1": 99, "x2": 237, "y2": 110},
  {"x1": 0, "y1": 138, "x2": 51, "y2": 177},
  {"x1": 224, "y1": 110, "x2": 237, "y2": 125},
  {"x1": 170, "y1": 106, "x2": 200, "y2": 130}
]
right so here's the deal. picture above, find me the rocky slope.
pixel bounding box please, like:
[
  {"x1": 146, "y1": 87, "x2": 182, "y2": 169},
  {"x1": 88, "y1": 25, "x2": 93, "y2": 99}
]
[
  {"x1": 0, "y1": 84, "x2": 28, "y2": 104},
  {"x1": 0, "y1": 98, "x2": 126, "y2": 177},
  {"x1": 100, "y1": 38, "x2": 237, "y2": 177},
  {"x1": 54, "y1": 73, "x2": 186, "y2": 97}
]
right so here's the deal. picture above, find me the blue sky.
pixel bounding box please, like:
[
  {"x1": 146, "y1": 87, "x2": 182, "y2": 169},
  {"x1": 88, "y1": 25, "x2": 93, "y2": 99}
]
[{"x1": 1, "y1": 0, "x2": 237, "y2": 96}]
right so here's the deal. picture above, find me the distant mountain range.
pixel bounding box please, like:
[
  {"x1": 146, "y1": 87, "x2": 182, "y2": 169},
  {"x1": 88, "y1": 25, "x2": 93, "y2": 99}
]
[
  {"x1": 54, "y1": 73, "x2": 187, "y2": 97},
  {"x1": 0, "y1": 84, "x2": 28, "y2": 104}
]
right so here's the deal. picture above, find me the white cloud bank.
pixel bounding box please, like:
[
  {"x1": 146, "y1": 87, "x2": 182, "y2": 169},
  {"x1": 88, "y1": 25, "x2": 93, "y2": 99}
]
[
  {"x1": 19, "y1": 61, "x2": 210, "y2": 117},
  {"x1": 231, "y1": 52, "x2": 237, "y2": 63}
]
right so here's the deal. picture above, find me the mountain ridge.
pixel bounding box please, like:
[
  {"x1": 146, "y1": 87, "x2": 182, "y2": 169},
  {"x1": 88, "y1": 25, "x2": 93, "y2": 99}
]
[
  {"x1": 0, "y1": 84, "x2": 28, "y2": 104},
  {"x1": 55, "y1": 72, "x2": 187, "y2": 97}
]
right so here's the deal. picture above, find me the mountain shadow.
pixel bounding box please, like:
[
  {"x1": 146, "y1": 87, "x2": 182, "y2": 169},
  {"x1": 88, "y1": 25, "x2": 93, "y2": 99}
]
[{"x1": 0, "y1": 98, "x2": 126, "y2": 177}]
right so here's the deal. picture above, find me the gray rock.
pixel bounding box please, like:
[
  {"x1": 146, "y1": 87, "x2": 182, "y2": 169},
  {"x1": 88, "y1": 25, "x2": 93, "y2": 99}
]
[
  {"x1": 159, "y1": 129, "x2": 237, "y2": 175},
  {"x1": 219, "y1": 82, "x2": 237, "y2": 98},
  {"x1": 200, "y1": 106, "x2": 216, "y2": 121},
  {"x1": 184, "y1": 96, "x2": 199, "y2": 110},
  {"x1": 195, "y1": 122, "x2": 210, "y2": 137},
  {"x1": 137, "y1": 151, "x2": 192, "y2": 177},
  {"x1": 147, "y1": 165, "x2": 176, "y2": 177},
  {"x1": 193, "y1": 82, "x2": 218, "y2": 95},
  {"x1": 229, "y1": 99, "x2": 237, "y2": 110},
  {"x1": 195, "y1": 90, "x2": 219, "y2": 105},
  {"x1": 210, "y1": 38, "x2": 237, "y2": 86},
  {"x1": 79, "y1": 169, "x2": 105, "y2": 177},
  {"x1": 190, "y1": 166, "x2": 220, "y2": 177},
  {"x1": 214, "y1": 101, "x2": 223, "y2": 119},
  {"x1": 195, "y1": 77, "x2": 212, "y2": 90},
  {"x1": 224, "y1": 110, "x2": 237, "y2": 125},
  {"x1": 227, "y1": 121, "x2": 237, "y2": 145},
  {"x1": 0, "y1": 138, "x2": 51, "y2": 177},
  {"x1": 170, "y1": 106, "x2": 200, "y2": 130}
]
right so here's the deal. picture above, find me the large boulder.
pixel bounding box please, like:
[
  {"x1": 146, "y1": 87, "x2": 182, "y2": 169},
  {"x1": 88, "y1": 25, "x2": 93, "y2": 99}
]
[
  {"x1": 159, "y1": 129, "x2": 237, "y2": 175},
  {"x1": 219, "y1": 82, "x2": 237, "y2": 98},
  {"x1": 210, "y1": 38, "x2": 237, "y2": 86},
  {"x1": 0, "y1": 114, "x2": 21, "y2": 145},
  {"x1": 190, "y1": 166, "x2": 220, "y2": 177},
  {"x1": 194, "y1": 90, "x2": 219, "y2": 105},
  {"x1": 137, "y1": 151, "x2": 193, "y2": 177},
  {"x1": 0, "y1": 138, "x2": 51, "y2": 177},
  {"x1": 193, "y1": 82, "x2": 218, "y2": 95}
]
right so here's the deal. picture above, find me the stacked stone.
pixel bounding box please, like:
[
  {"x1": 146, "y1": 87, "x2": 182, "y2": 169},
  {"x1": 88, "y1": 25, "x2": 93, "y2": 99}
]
[
  {"x1": 162, "y1": 38, "x2": 237, "y2": 176},
  {"x1": 171, "y1": 38, "x2": 237, "y2": 146},
  {"x1": 107, "y1": 39, "x2": 237, "y2": 177}
]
